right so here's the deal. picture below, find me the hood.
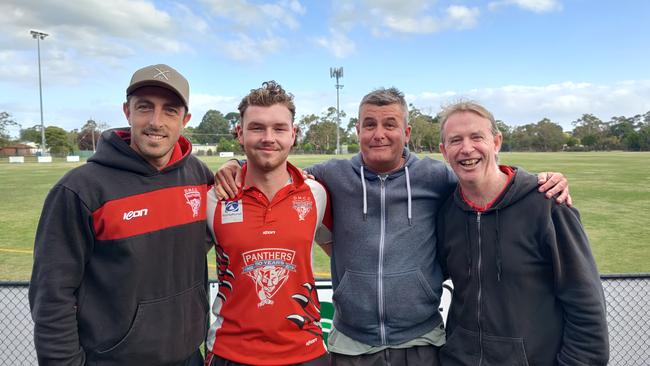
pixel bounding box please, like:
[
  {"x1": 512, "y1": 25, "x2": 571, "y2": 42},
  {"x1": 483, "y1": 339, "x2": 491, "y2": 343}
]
[
  {"x1": 352, "y1": 147, "x2": 417, "y2": 225},
  {"x1": 88, "y1": 128, "x2": 193, "y2": 176},
  {"x1": 350, "y1": 147, "x2": 417, "y2": 178},
  {"x1": 452, "y1": 167, "x2": 538, "y2": 212}
]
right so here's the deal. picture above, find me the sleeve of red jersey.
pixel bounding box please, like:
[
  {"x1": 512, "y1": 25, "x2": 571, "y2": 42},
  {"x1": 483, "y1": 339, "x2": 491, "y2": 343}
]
[
  {"x1": 305, "y1": 179, "x2": 332, "y2": 245},
  {"x1": 206, "y1": 186, "x2": 219, "y2": 247}
]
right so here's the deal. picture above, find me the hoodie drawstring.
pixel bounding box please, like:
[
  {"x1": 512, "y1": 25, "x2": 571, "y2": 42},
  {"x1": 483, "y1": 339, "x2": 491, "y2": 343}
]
[
  {"x1": 360, "y1": 165, "x2": 368, "y2": 221},
  {"x1": 465, "y1": 213, "x2": 472, "y2": 279},
  {"x1": 495, "y1": 209, "x2": 502, "y2": 282},
  {"x1": 405, "y1": 166, "x2": 412, "y2": 226},
  {"x1": 359, "y1": 163, "x2": 412, "y2": 225}
]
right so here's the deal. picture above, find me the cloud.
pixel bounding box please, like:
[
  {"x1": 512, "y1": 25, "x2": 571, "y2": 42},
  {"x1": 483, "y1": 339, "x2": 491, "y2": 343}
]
[
  {"x1": 220, "y1": 33, "x2": 287, "y2": 62},
  {"x1": 0, "y1": 0, "x2": 180, "y2": 51},
  {"x1": 328, "y1": 1, "x2": 479, "y2": 35},
  {"x1": 202, "y1": 0, "x2": 304, "y2": 31},
  {"x1": 410, "y1": 80, "x2": 650, "y2": 129},
  {"x1": 445, "y1": 5, "x2": 480, "y2": 30},
  {"x1": 316, "y1": 29, "x2": 357, "y2": 58},
  {"x1": 201, "y1": 0, "x2": 307, "y2": 60},
  {"x1": 0, "y1": 0, "x2": 195, "y2": 84},
  {"x1": 488, "y1": 0, "x2": 563, "y2": 13},
  {"x1": 319, "y1": 1, "x2": 479, "y2": 56},
  {"x1": 0, "y1": 51, "x2": 32, "y2": 82}
]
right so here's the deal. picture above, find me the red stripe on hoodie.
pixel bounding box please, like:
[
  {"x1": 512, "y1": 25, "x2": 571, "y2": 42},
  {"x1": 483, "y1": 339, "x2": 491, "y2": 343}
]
[{"x1": 92, "y1": 184, "x2": 207, "y2": 241}]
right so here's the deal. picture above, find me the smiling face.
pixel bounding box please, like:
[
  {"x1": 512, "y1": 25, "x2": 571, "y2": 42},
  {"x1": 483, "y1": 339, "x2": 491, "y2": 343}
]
[
  {"x1": 356, "y1": 103, "x2": 411, "y2": 173},
  {"x1": 439, "y1": 110, "x2": 502, "y2": 188},
  {"x1": 123, "y1": 86, "x2": 190, "y2": 170},
  {"x1": 237, "y1": 104, "x2": 296, "y2": 173}
]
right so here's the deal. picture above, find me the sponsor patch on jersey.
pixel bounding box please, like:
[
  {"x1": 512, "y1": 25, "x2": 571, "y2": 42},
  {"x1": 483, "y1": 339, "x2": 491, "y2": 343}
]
[
  {"x1": 184, "y1": 188, "x2": 202, "y2": 218},
  {"x1": 241, "y1": 248, "x2": 296, "y2": 307},
  {"x1": 221, "y1": 200, "x2": 243, "y2": 223},
  {"x1": 292, "y1": 196, "x2": 312, "y2": 221}
]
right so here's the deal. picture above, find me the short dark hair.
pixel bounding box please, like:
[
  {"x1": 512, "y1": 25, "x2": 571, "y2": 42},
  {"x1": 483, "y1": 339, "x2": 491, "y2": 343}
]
[
  {"x1": 238, "y1": 81, "x2": 296, "y2": 123},
  {"x1": 359, "y1": 87, "x2": 409, "y2": 127}
]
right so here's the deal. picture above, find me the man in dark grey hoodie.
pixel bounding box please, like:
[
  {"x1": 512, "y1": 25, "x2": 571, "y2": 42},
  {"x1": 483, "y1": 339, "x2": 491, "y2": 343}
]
[
  {"x1": 436, "y1": 100, "x2": 608, "y2": 365},
  {"x1": 214, "y1": 88, "x2": 570, "y2": 365}
]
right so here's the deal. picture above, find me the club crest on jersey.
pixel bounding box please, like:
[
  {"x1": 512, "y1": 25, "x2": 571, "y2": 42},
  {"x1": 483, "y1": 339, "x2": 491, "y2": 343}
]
[
  {"x1": 292, "y1": 197, "x2": 312, "y2": 221},
  {"x1": 242, "y1": 248, "x2": 296, "y2": 307},
  {"x1": 184, "y1": 188, "x2": 202, "y2": 218},
  {"x1": 222, "y1": 200, "x2": 243, "y2": 223}
]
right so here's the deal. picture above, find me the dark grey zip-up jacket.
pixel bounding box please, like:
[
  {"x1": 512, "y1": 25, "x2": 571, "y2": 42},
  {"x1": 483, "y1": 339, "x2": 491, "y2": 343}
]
[
  {"x1": 437, "y1": 167, "x2": 609, "y2": 366},
  {"x1": 308, "y1": 149, "x2": 456, "y2": 346}
]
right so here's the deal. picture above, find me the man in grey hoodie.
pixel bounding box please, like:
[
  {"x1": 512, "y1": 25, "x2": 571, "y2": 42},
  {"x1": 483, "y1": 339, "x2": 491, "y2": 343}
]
[{"x1": 214, "y1": 88, "x2": 570, "y2": 365}]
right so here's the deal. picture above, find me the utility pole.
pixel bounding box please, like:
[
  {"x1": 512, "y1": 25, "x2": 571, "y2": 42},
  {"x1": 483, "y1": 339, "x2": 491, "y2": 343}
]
[
  {"x1": 30, "y1": 30, "x2": 49, "y2": 155},
  {"x1": 330, "y1": 67, "x2": 343, "y2": 155}
]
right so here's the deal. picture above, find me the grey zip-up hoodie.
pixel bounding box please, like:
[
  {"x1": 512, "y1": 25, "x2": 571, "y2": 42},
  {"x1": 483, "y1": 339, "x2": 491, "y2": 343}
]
[{"x1": 307, "y1": 149, "x2": 457, "y2": 346}]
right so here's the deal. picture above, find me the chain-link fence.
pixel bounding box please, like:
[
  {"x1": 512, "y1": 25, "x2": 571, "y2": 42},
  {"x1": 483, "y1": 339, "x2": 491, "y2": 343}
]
[
  {"x1": 601, "y1": 274, "x2": 650, "y2": 365},
  {"x1": 0, "y1": 282, "x2": 37, "y2": 365},
  {"x1": 2, "y1": 275, "x2": 649, "y2": 365}
]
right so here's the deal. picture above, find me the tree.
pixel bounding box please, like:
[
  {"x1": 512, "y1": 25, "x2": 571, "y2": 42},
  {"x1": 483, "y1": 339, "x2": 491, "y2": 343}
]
[
  {"x1": 572, "y1": 114, "x2": 606, "y2": 150},
  {"x1": 183, "y1": 126, "x2": 197, "y2": 144},
  {"x1": 532, "y1": 118, "x2": 566, "y2": 152},
  {"x1": 20, "y1": 125, "x2": 43, "y2": 144},
  {"x1": 193, "y1": 110, "x2": 231, "y2": 144},
  {"x1": 77, "y1": 119, "x2": 106, "y2": 151},
  {"x1": 496, "y1": 120, "x2": 513, "y2": 152},
  {"x1": 1, "y1": 111, "x2": 19, "y2": 146},
  {"x1": 224, "y1": 112, "x2": 240, "y2": 131},
  {"x1": 297, "y1": 114, "x2": 318, "y2": 143},
  {"x1": 300, "y1": 107, "x2": 347, "y2": 153},
  {"x1": 510, "y1": 119, "x2": 566, "y2": 151},
  {"x1": 407, "y1": 105, "x2": 439, "y2": 152},
  {"x1": 217, "y1": 137, "x2": 242, "y2": 154},
  {"x1": 346, "y1": 117, "x2": 358, "y2": 138},
  {"x1": 44, "y1": 126, "x2": 73, "y2": 155}
]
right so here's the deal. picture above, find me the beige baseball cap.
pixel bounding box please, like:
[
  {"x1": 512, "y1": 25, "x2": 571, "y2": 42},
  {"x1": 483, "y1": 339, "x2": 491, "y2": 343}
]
[{"x1": 126, "y1": 64, "x2": 189, "y2": 108}]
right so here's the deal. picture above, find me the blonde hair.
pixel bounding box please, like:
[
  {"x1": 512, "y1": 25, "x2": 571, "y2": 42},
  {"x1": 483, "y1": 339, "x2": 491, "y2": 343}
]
[{"x1": 439, "y1": 100, "x2": 499, "y2": 143}]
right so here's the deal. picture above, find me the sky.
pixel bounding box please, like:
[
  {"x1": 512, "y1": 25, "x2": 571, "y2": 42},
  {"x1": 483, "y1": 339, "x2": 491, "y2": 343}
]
[{"x1": 1, "y1": 0, "x2": 649, "y2": 137}]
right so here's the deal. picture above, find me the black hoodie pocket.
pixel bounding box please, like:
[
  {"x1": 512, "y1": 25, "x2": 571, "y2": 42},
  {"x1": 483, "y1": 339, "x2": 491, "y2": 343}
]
[
  {"x1": 440, "y1": 326, "x2": 530, "y2": 366},
  {"x1": 94, "y1": 282, "x2": 208, "y2": 365}
]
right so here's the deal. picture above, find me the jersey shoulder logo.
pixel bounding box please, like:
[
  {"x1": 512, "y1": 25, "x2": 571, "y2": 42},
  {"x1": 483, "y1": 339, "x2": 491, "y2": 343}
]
[
  {"x1": 292, "y1": 196, "x2": 313, "y2": 221},
  {"x1": 184, "y1": 188, "x2": 201, "y2": 218},
  {"x1": 221, "y1": 200, "x2": 243, "y2": 223},
  {"x1": 242, "y1": 248, "x2": 296, "y2": 307}
]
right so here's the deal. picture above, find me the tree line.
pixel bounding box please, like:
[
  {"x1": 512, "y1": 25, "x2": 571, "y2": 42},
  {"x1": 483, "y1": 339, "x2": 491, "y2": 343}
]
[{"x1": 2, "y1": 107, "x2": 650, "y2": 155}]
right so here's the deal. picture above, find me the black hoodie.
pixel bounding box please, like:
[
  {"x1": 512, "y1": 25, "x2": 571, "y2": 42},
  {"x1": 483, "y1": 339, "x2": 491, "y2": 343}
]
[
  {"x1": 437, "y1": 167, "x2": 609, "y2": 366},
  {"x1": 29, "y1": 128, "x2": 214, "y2": 365}
]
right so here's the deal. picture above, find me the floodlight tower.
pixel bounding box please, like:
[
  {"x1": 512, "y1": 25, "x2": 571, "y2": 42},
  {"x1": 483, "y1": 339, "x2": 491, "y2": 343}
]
[
  {"x1": 30, "y1": 29, "x2": 49, "y2": 155},
  {"x1": 330, "y1": 67, "x2": 343, "y2": 155}
]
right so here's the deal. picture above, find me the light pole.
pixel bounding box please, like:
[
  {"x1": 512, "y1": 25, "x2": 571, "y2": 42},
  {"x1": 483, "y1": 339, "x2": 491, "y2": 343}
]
[
  {"x1": 330, "y1": 67, "x2": 343, "y2": 155},
  {"x1": 30, "y1": 30, "x2": 49, "y2": 156}
]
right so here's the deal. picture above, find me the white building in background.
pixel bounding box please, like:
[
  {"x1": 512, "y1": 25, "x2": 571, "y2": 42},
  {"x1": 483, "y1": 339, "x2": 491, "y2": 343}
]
[{"x1": 191, "y1": 144, "x2": 217, "y2": 155}]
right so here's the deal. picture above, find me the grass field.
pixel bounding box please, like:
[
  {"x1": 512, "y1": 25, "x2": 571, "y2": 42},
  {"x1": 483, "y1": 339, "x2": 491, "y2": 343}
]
[{"x1": 1, "y1": 152, "x2": 649, "y2": 280}]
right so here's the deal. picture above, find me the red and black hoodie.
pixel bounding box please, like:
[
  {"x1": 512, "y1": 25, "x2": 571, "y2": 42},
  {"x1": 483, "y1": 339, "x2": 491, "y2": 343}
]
[{"x1": 29, "y1": 128, "x2": 214, "y2": 366}]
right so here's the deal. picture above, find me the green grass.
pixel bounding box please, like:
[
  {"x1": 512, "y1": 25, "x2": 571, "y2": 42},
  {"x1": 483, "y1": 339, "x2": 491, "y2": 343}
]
[{"x1": 1, "y1": 152, "x2": 649, "y2": 280}]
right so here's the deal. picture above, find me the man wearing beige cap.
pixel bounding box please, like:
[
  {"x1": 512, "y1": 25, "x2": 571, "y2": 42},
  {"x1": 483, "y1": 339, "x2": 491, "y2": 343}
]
[{"x1": 29, "y1": 64, "x2": 213, "y2": 366}]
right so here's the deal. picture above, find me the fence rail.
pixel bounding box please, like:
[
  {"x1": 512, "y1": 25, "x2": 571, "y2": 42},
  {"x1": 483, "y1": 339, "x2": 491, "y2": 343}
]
[{"x1": 2, "y1": 274, "x2": 648, "y2": 365}]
